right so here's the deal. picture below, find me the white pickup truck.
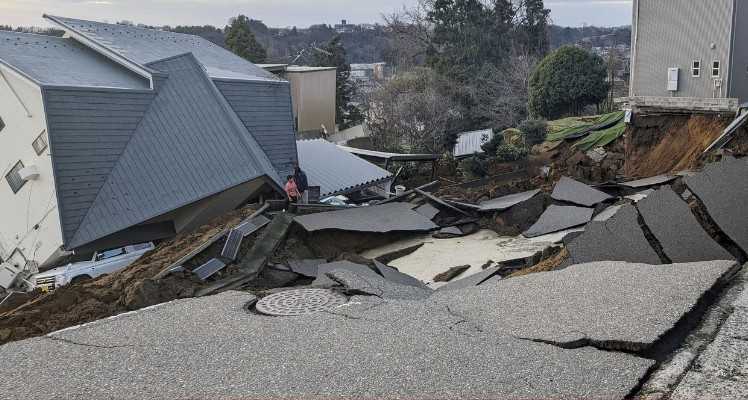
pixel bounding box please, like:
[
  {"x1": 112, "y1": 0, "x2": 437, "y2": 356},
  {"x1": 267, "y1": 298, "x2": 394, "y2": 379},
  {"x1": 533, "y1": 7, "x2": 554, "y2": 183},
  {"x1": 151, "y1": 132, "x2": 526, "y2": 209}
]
[{"x1": 30, "y1": 243, "x2": 155, "y2": 292}]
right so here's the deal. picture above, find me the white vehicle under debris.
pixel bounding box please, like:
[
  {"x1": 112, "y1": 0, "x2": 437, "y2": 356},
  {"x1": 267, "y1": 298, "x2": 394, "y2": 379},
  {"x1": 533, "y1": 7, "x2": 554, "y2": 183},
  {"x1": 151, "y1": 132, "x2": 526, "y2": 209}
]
[{"x1": 30, "y1": 243, "x2": 155, "y2": 292}]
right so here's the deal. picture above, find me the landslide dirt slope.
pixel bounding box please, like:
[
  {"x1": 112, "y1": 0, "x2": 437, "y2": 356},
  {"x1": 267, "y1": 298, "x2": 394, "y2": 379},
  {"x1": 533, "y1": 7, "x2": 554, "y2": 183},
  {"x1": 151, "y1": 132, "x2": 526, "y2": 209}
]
[{"x1": 0, "y1": 207, "x2": 255, "y2": 345}]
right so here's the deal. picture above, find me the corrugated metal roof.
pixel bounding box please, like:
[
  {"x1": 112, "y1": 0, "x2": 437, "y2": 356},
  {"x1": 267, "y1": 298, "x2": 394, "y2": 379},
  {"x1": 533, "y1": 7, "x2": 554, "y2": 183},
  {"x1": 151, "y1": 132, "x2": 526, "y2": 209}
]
[
  {"x1": 297, "y1": 139, "x2": 393, "y2": 197},
  {"x1": 0, "y1": 31, "x2": 149, "y2": 89},
  {"x1": 337, "y1": 145, "x2": 439, "y2": 161},
  {"x1": 45, "y1": 15, "x2": 277, "y2": 82},
  {"x1": 53, "y1": 53, "x2": 278, "y2": 249},
  {"x1": 454, "y1": 129, "x2": 493, "y2": 158}
]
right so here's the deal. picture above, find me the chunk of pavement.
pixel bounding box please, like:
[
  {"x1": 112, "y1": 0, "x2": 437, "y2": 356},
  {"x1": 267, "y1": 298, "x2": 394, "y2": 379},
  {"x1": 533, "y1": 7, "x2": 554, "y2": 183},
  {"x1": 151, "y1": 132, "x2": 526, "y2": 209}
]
[
  {"x1": 624, "y1": 189, "x2": 654, "y2": 203},
  {"x1": 433, "y1": 265, "x2": 470, "y2": 282},
  {"x1": 0, "y1": 291, "x2": 654, "y2": 399},
  {"x1": 593, "y1": 204, "x2": 623, "y2": 221},
  {"x1": 478, "y1": 189, "x2": 541, "y2": 212},
  {"x1": 433, "y1": 260, "x2": 737, "y2": 352},
  {"x1": 311, "y1": 261, "x2": 382, "y2": 288},
  {"x1": 565, "y1": 204, "x2": 662, "y2": 265},
  {"x1": 523, "y1": 205, "x2": 594, "y2": 238},
  {"x1": 326, "y1": 269, "x2": 432, "y2": 300},
  {"x1": 432, "y1": 226, "x2": 464, "y2": 239},
  {"x1": 685, "y1": 157, "x2": 748, "y2": 254},
  {"x1": 637, "y1": 187, "x2": 734, "y2": 263},
  {"x1": 620, "y1": 174, "x2": 676, "y2": 189},
  {"x1": 551, "y1": 177, "x2": 614, "y2": 207},
  {"x1": 414, "y1": 203, "x2": 440, "y2": 219},
  {"x1": 294, "y1": 202, "x2": 439, "y2": 233},
  {"x1": 373, "y1": 260, "x2": 429, "y2": 290},
  {"x1": 287, "y1": 259, "x2": 327, "y2": 278},
  {"x1": 436, "y1": 267, "x2": 502, "y2": 292}
]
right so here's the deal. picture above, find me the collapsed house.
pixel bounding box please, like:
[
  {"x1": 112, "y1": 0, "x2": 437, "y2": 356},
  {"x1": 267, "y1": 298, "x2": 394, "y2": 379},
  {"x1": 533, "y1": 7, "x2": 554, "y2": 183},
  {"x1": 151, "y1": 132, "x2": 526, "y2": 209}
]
[{"x1": 0, "y1": 15, "x2": 297, "y2": 269}]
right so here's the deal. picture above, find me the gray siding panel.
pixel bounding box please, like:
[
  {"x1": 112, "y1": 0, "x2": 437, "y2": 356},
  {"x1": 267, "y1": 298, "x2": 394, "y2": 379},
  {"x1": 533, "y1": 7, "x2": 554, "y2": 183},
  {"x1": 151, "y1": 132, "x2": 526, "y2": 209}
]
[
  {"x1": 216, "y1": 80, "x2": 298, "y2": 178},
  {"x1": 44, "y1": 87, "x2": 154, "y2": 245},
  {"x1": 632, "y1": 0, "x2": 733, "y2": 98},
  {"x1": 67, "y1": 53, "x2": 277, "y2": 249}
]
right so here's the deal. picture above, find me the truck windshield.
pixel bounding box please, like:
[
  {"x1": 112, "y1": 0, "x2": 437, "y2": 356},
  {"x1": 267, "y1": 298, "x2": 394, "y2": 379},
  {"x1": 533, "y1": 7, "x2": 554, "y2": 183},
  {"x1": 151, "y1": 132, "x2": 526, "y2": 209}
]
[{"x1": 95, "y1": 248, "x2": 125, "y2": 261}]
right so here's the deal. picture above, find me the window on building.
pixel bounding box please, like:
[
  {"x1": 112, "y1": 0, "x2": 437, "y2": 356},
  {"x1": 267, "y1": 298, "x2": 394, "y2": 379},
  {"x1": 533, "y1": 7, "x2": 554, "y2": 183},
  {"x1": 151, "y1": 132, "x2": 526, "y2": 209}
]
[
  {"x1": 692, "y1": 60, "x2": 701, "y2": 77},
  {"x1": 5, "y1": 160, "x2": 26, "y2": 194},
  {"x1": 32, "y1": 130, "x2": 48, "y2": 155},
  {"x1": 712, "y1": 60, "x2": 721, "y2": 77},
  {"x1": 0, "y1": 117, "x2": 5, "y2": 133}
]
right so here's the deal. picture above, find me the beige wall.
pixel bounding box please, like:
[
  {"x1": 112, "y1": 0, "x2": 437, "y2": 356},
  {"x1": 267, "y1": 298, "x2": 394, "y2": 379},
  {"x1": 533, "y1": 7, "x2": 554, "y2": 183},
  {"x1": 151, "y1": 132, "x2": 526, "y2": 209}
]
[
  {"x1": 286, "y1": 69, "x2": 336, "y2": 134},
  {"x1": 0, "y1": 65, "x2": 63, "y2": 268}
]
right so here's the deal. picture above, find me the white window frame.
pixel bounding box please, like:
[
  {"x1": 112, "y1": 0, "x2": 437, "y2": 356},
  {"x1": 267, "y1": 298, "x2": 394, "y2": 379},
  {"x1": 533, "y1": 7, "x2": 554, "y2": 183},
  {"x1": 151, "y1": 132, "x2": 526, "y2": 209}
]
[
  {"x1": 5, "y1": 160, "x2": 26, "y2": 194},
  {"x1": 32, "y1": 130, "x2": 48, "y2": 156},
  {"x1": 712, "y1": 60, "x2": 721, "y2": 78},
  {"x1": 692, "y1": 60, "x2": 701, "y2": 77}
]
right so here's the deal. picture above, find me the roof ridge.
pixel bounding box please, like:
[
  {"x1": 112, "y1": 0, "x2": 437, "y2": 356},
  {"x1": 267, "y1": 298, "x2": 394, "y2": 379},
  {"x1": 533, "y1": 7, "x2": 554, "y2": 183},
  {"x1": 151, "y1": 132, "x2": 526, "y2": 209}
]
[{"x1": 43, "y1": 14, "x2": 201, "y2": 40}]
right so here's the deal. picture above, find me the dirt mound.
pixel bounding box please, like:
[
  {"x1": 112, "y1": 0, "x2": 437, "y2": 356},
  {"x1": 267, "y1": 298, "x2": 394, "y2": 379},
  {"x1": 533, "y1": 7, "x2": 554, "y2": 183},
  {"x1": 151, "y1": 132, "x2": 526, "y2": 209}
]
[
  {"x1": 0, "y1": 206, "x2": 256, "y2": 345},
  {"x1": 625, "y1": 114, "x2": 730, "y2": 177}
]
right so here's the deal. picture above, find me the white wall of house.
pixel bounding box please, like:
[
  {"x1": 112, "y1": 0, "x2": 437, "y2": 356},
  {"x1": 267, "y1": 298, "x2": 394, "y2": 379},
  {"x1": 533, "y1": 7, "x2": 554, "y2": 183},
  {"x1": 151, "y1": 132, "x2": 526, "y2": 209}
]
[
  {"x1": 0, "y1": 65, "x2": 63, "y2": 269},
  {"x1": 286, "y1": 68, "x2": 337, "y2": 134}
]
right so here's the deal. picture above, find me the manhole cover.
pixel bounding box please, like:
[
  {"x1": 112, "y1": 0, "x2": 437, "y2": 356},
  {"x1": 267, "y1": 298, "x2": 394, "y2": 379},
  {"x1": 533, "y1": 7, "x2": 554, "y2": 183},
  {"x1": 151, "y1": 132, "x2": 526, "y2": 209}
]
[{"x1": 255, "y1": 289, "x2": 348, "y2": 316}]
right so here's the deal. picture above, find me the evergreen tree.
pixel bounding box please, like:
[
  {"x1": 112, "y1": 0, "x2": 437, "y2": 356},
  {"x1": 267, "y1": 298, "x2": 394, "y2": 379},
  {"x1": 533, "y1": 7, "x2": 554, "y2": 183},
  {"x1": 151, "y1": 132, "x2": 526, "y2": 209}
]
[
  {"x1": 312, "y1": 35, "x2": 363, "y2": 130},
  {"x1": 224, "y1": 15, "x2": 267, "y2": 63},
  {"x1": 518, "y1": 0, "x2": 550, "y2": 57}
]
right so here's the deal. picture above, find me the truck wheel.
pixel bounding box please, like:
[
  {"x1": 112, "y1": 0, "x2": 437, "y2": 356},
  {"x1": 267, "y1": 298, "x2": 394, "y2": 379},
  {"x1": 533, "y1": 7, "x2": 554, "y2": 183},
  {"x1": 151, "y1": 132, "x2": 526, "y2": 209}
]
[{"x1": 70, "y1": 275, "x2": 92, "y2": 284}]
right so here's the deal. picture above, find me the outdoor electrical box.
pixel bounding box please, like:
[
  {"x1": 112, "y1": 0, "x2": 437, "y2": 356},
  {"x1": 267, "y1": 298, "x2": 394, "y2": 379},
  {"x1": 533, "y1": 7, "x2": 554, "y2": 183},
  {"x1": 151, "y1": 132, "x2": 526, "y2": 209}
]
[{"x1": 667, "y1": 67, "x2": 679, "y2": 91}]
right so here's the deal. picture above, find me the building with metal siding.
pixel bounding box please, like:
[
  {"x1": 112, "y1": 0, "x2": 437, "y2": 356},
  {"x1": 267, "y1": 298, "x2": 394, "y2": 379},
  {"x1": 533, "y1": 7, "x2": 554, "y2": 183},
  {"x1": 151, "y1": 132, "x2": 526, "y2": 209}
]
[
  {"x1": 0, "y1": 16, "x2": 296, "y2": 268},
  {"x1": 630, "y1": 0, "x2": 747, "y2": 102}
]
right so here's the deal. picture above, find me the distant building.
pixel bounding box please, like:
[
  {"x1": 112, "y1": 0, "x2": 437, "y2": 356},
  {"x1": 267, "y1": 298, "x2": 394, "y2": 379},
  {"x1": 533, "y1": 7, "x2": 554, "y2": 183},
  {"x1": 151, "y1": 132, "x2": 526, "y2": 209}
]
[
  {"x1": 334, "y1": 19, "x2": 356, "y2": 34},
  {"x1": 0, "y1": 15, "x2": 297, "y2": 268},
  {"x1": 260, "y1": 65, "x2": 337, "y2": 136},
  {"x1": 629, "y1": 0, "x2": 748, "y2": 107}
]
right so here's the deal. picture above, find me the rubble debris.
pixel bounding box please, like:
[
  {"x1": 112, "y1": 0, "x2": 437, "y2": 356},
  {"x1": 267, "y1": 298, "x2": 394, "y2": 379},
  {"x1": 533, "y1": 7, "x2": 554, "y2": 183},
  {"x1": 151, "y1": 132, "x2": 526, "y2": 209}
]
[
  {"x1": 311, "y1": 261, "x2": 382, "y2": 288},
  {"x1": 551, "y1": 177, "x2": 614, "y2": 207},
  {"x1": 433, "y1": 265, "x2": 470, "y2": 282},
  {"x1": 477, "y1": 189, "x2": 541, "y2": 212},
  {"x1": 287, "y1": 259, "x2": 327, "y2": 278},
  {"x1": 413, "y1": 203, "x2": 440, "y2": 220},
  {"x1": 413, "y1": 188, "x2": 471, "y2": 217},
  {"x1": 637, "y1": 187, "x2": 734, "y2": 263},
  {"x1": 436, "y1": 267, "x2": 502, "y2": 292},
  {"x1": 378, "y1": 181, "x2": 439, "y2": 205},
  {"x1": 326, "y1": 269, "x2": 432, "y2": 300},
  {"x1": 373, "y1": 261, "x2": 429, "y2": 290},
  {"x1": 483, "y1": 192, "x2": 548, "y2": 236},
  {"x1": 565, "y1": 205, "x2": 662, "y2": 265},
  {"x1": 3, "y1": 291, "x2": 654, "y2": 399},
  {"x1": 684, "y1": 157, "x2": 748, "y2": 254},
  {"x1": 255, "y1": 288, "x2": 348, "y2": 316},
  {"x1": 593, "y1": 204, "x2": 624, "y2": 221},
  {"x1": 523, "y1": 205, "x2": 594, "y2": 238},
  {"x1": 625, "y1": 189, "x2": 654, "y2": 203},
  {"x1": 432, "y1": 226, "x2": 464, "y2": 239},
  {"x1": 435, "y1": 260, "x2": 737, "y2": 354},
  {"x1": 619, "y1": 174, "x2": 677, "y2": 189},
  {"x1": 193, "y1": 258, "x2": 228, "y2": 281},
  {"x1": 294, "y1": 202, "x2": 439, "y2": 233},
  {"x1": 703, "y1": 108, "x2": 748, "y2": 154},
  {"x1": 197, "y1": 213, "x2": 295, "y2": 296},
  {"x1": 509, "y1": 248, "x2": 570, "y2": 278}
]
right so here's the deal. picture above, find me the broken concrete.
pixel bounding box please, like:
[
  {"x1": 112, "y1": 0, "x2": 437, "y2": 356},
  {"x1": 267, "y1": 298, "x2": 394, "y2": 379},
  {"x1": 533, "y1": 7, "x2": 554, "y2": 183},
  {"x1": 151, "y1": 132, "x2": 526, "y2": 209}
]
[
  {"x1": 294, "y1": 202, "x2": 439, "y2": 233},
  {"x1": 551, "y1": 177, "x2": 614, "y2": 207},
  {"x1": 565, "y1": 205, "x2": 662, "y2": 265},
  {"x1": 436, "y1": 267, "x2": 502, "y2": 292},
  {"x1": 620, "y1": 175, "x2": 677, "y2": 188},
  {"x1": 287, "y1": 259, "x2": 327, "y2": 278},
  {"x1": 433, "y1": 260, "x2": 736, "y2": 353},
  {"x1": 373, "y1": 261, "x2": 429, "y2": 290},
  {"x1": 0, "y1": 291, "x2": 654, "y2": 399},
  {"x1": 477, "y1": 189, "x2": 541, "y2": 212},
  {"x1": 685, "y1": 157, "x2": 748, "y2": 254},
  {"x1": 523, "y1": 205, "x2": 594, "y2": 238},
  {"x1": 637, "y1": 187, "x2": 734, "y2": 263},
  {"x1": 327, "y1": 269, "x2": 432, "y2": 300},
  {"x1": 311, "y1": 261, "x2": 382, "y2": 288},
  {"x1": 433, "y1": 265, "x2": 470, "y2": 282},
  {"x1": 413, "y1": 203, "x2": 440, "y2": 219}
]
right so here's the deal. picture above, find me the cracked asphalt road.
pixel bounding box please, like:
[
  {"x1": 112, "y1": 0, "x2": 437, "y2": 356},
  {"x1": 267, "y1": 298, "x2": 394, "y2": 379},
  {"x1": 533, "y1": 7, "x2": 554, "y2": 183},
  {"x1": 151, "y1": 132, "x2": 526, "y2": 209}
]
[{"x1": 0, "y1": 260, "x2": 735, "y2": 399}]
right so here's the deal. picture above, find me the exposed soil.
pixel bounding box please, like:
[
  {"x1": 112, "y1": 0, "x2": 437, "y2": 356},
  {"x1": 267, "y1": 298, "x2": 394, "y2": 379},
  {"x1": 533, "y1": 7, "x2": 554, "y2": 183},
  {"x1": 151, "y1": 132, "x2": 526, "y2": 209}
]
[
  {"x1": 0, "y1": 206, "x2": 258, "y2": 345},
  {"x1": 509, "y1": 248, "x2": 570, "y2": 278},
  {"x1": 625, "y1": 114, "x2": 731, "y2": 177}
]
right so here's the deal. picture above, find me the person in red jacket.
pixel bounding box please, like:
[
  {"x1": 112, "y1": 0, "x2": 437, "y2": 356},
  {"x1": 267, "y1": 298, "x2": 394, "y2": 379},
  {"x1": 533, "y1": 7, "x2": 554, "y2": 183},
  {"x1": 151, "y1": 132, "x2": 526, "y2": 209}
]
[{"x1": 284, "y1": 175, "x2": 300, "y2": 203}]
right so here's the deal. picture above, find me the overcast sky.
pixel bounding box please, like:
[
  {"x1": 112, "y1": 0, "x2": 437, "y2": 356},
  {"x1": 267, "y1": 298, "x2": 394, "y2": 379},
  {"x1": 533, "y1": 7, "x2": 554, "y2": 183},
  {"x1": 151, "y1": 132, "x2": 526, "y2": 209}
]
[{"x1": 1, "y1": 0, "x2": 633, "y2": 29}]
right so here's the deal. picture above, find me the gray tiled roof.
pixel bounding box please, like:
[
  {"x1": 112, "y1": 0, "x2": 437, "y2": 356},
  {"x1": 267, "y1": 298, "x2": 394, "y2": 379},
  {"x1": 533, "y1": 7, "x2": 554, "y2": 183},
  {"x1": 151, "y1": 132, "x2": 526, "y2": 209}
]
[
  {"x1": 296, "y1": 139, "x2": 393, "y2": 197},
  {"x1": 45, "y1": 15, "x2": 277, "y2": 82},
  {"x1": 454, "y1": 129, "x2": 493, "y2": 158},
  {"x1": 0, "y1": 31, "x2": 148, "y2": 89},
  {"x1": 48, "y1": 53, "x2": 278, "y2": 249}
]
